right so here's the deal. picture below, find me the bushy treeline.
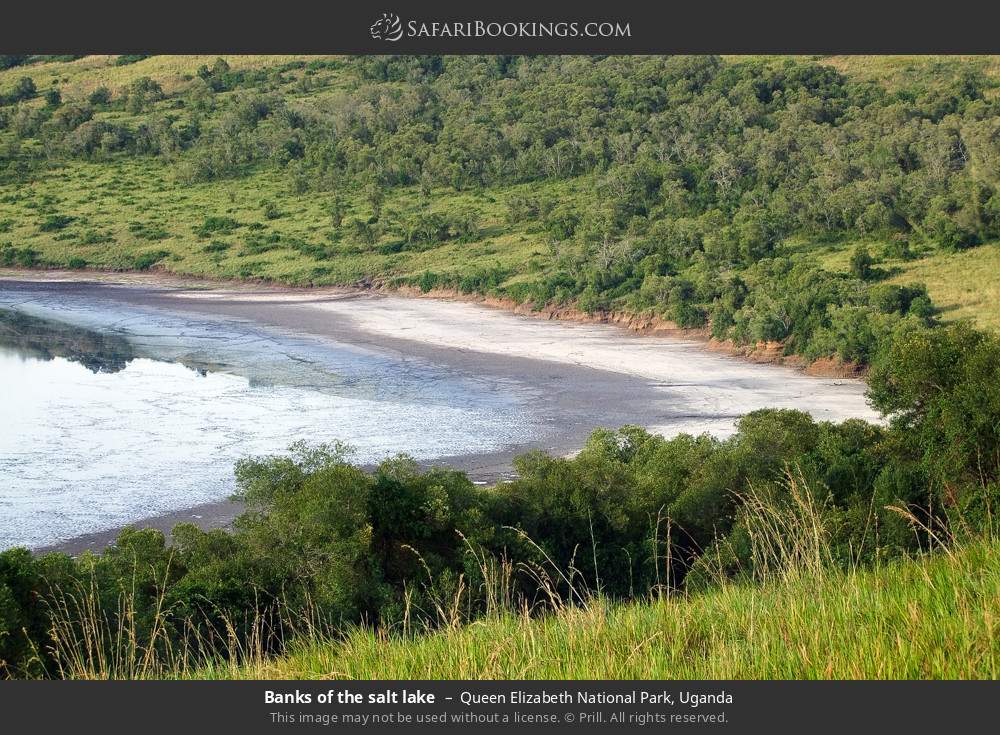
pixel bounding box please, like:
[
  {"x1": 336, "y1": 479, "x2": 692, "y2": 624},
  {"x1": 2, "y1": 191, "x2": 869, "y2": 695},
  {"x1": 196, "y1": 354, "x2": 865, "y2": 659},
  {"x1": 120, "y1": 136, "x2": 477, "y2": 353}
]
[
  {"x1": 0, "y1": 55, "x2": 82, "y2": 71},
  {"x1": 2, "y1": 320, "x2": 997, "y2": 677}
]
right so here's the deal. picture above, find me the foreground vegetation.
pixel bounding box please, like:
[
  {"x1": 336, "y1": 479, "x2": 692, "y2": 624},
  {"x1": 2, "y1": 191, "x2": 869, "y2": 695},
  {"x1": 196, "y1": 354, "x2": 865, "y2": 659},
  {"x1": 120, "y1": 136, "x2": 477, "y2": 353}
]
[
  {"x1": 205, "y1": 540, "x2": 1000, "y2": 680},
  {"x1": 2, "y1": 54, "x2": 999, "y2": 364},
  {"x1": 1, "y1": 320, "x2": 997, "y2": 679}
]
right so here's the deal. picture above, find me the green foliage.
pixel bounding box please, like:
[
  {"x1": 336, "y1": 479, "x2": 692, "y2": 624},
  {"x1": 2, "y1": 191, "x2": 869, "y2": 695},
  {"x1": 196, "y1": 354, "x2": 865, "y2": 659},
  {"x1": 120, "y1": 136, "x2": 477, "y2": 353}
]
[
  {"x1": 0, "y1": 56, "x2": 28, "y2": 71},
  {"x1": 193, "y1": 216, "x2": 240, "y2": 238},
  {"x1": 128, "y1": 221, "x2": 169, "y2": 241},
  {"x1": 202, "y1": 240, "x2": 231, "y2": 254},
  {"x1": 417, "y1": 270, "x2": 439, "y2": 293},
  {"x1": 130, "y1": 250, "x2": 170, "y2": 271},
  {"x1": 0, "y1": 548, "x2": 71, "y2": 677},
  {"x1": 38, "y1": 214, "x2": 73, "y2": 232},
  {"x1": 115, "y1": 55, "x2": 150, "y2": 66},
  {"x1": 0, "y1": 245, "x2": 39, "y2": 267},
  {"x1": 87, "y1": 86, "x2": 111, "y2": 107},
  {"x1": 1, "y1": 76, "x2": 36, "y2": 105},
  {"x1": 849, "y1": 245, "x2": 876, "y2": 281},
  {"x1": 868, "y1": 322, "x2": 1000, "y2": 524}
]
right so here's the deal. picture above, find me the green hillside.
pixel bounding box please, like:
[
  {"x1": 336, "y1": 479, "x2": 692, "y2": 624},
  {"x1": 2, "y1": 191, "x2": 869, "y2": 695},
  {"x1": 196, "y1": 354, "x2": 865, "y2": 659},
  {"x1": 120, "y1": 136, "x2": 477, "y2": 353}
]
[{"x1": 1, "y1": 54, "x2": 999, "y2": 366}]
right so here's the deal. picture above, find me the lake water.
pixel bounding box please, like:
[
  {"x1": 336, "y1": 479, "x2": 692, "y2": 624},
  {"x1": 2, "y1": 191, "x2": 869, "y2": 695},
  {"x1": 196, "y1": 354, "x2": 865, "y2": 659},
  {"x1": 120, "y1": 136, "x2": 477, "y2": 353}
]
[{"x1": 0, "y1": 291, "x2": 539, "y2": 549}]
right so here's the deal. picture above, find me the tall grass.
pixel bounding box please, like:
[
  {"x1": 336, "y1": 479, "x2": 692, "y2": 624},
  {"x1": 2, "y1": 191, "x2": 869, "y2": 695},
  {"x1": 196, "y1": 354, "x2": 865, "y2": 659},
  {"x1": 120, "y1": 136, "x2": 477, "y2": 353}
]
[
  {"x1": 736, "y1": 469, "x2": 834, "y2": 583},
  {"x1": 44, "y1": 570, "x2": 175, "y2": 679},
  {"x1": 39, "y1": 562, "x2": 329, "y2": 680},
  {"x1": 214, "y1": 539, "x2": 998, "y2": 680}
]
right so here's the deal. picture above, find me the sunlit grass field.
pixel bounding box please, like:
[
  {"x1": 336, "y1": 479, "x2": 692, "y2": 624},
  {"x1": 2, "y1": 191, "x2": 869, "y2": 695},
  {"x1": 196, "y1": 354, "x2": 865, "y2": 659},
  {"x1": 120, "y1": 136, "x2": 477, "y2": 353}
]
[
  {"x1": 888, "y1": 244, "x2": 1000, "y2": 332},
  {"x1": 0, "y1": 157, "x2": 577, "y2": 286},
  {"x1": 193, "y1": 539, "x2": 999, "y2": 680},
  {"x1": 816, "y1": 240, "x2": 1000, "y2": 332},
  {"x1": 0, "y1": 55, "x2": 340, "y2": 97}
]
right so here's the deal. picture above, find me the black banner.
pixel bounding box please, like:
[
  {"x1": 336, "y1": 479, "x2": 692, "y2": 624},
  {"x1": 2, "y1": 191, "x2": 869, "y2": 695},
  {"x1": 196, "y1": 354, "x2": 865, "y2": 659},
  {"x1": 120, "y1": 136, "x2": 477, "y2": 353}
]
[
  {"x1": 0, "y1": 680, "x2": 996, "y2": 733},
  {"x1": 1, "y1": 0, "x2": 998, "y2": 54}
]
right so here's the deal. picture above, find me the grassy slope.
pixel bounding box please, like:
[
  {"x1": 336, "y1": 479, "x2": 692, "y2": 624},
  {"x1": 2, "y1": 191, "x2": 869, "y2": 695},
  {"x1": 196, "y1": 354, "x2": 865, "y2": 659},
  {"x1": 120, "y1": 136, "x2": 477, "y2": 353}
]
[
  {"x1": 0, "y1": 55, "x2": 339, "y2": 96},
  {"x1": 738, "y1": 55, "x2": 1000, "y2": 331},
  {"x1": 2, "y1": 54, "x2": 999, "y2": 331},
  {"x1": 725, "y1": 55, "x2": 1000, "y2": 100},
  {"x1": 0, "y1": 157, "x2": 567, "y2": 286},
  {"x1": 0, "y1": 55, "x2": 575, "y2": 286},
  {"x1": 817, "y1": 240, "x2": 1000, "y2": 332},
  {"x1": 888, "y1": 245, "x2": 1000, "y2": 332},
  {"x1": 196, "y1": 540, "x2": 999, "y2": 680}
]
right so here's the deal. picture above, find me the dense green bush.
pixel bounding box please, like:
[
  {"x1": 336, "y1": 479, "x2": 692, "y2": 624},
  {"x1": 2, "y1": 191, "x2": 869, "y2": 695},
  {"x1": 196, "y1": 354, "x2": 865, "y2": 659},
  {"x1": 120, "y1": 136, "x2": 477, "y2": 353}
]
[
  {"x1": 0, "y1": 244, "x2": 39, "y2": 267},
  {"x1": 0, "y1": 55, "x2": 28, "y2": 70},
  {"x1": 868, "y1": 321, "x2": 1000, "y2": 520},
  {"x1": 129, "y1": 250, "x2": 170, "y2": 271},
  {"x1": 38, "y1": 214, "x2": 73, "y2": 232},
  {"x1": 193, "y1": 216, "x2": 240, "y2": 237}
]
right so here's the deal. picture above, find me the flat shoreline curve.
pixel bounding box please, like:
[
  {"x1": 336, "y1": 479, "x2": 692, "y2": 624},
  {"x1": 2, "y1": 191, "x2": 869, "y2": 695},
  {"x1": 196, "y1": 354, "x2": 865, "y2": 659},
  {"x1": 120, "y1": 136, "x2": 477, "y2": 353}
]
[{"x1": 2, "y1": 271, "x2": 880, "y2": 555}]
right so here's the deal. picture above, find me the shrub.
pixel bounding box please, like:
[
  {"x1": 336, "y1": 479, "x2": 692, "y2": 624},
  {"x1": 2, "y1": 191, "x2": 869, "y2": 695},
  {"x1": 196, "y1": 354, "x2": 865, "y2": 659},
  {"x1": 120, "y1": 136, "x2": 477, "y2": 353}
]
[
  {"x1": 262, "y1": 200, "x2": 283, "y2": 220},
  {"x1": 417, "y1": 270, "x2": 439, "y2": 293},
  {"x1": 128, "y1": 221, "x2": 169, "y2": 241},
  {"x1": 9, "y1": 76, "x2": 36, "y2": 103},
  {"x1": 849, "y1": 245, "x2": 876, "y2": 281},
  {"x1": 0, "y1": 55, "x2": 28, "y2": 70},
  {"x1": 39, "y1": 214, "x2": 74, "y2": 232},
  {"x1": 79, "y1": 229, "x2": 112, "y2": 245},
  {"x1": 87, "y1": 86, "x2": 111, "y2": 106},
  {"x1": 115, "y1": 55, "x2": 150, "y2": 66},
  {"x1": 131, "y1": 250, "x2": 170, "y2": 271},
  {"x1": 0, "y1": 244, "x2": 39, "y2": 267},
  {"x1": 193, "y1": 216, "x2": 240, "y2": 238}
]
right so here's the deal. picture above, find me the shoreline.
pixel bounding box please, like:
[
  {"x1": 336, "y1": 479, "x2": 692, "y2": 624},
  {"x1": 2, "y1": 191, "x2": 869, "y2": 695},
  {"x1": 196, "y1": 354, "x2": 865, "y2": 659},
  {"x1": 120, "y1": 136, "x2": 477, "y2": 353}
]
[
  {"x1": 0, "y1": 266, "x2": 862, "y2": 378},
  {"x1": 393, "y1": 284, "x2": 867, "y2": 379},
  {"x1": 2, "y1": 270, "x2": 880, "y2": 555}
]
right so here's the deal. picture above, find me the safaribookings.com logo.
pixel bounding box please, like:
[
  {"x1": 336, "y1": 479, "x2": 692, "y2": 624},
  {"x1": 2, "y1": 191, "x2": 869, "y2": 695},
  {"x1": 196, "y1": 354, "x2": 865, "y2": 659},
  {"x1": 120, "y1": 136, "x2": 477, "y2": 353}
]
[
  {"x1": 370, "y1": 13, "x2": 631, "y2": 41},
  {"x1": 370, "y1": 13, "x2": 404, "y2": 41}
]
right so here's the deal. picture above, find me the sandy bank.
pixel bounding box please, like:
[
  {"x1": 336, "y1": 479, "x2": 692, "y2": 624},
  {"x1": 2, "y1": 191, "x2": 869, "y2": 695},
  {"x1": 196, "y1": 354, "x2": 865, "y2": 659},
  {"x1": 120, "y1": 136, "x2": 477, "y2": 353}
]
[{"x1": 167, "y1": 288, "x2": 880, "y2": 434}]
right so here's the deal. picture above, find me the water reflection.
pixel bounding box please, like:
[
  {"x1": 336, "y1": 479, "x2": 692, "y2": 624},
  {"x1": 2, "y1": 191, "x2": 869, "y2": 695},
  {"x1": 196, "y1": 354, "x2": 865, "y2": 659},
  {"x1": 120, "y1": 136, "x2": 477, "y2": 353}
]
[{"x1": 0, "y1": 309, "x2": 135, "y2": 373}]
